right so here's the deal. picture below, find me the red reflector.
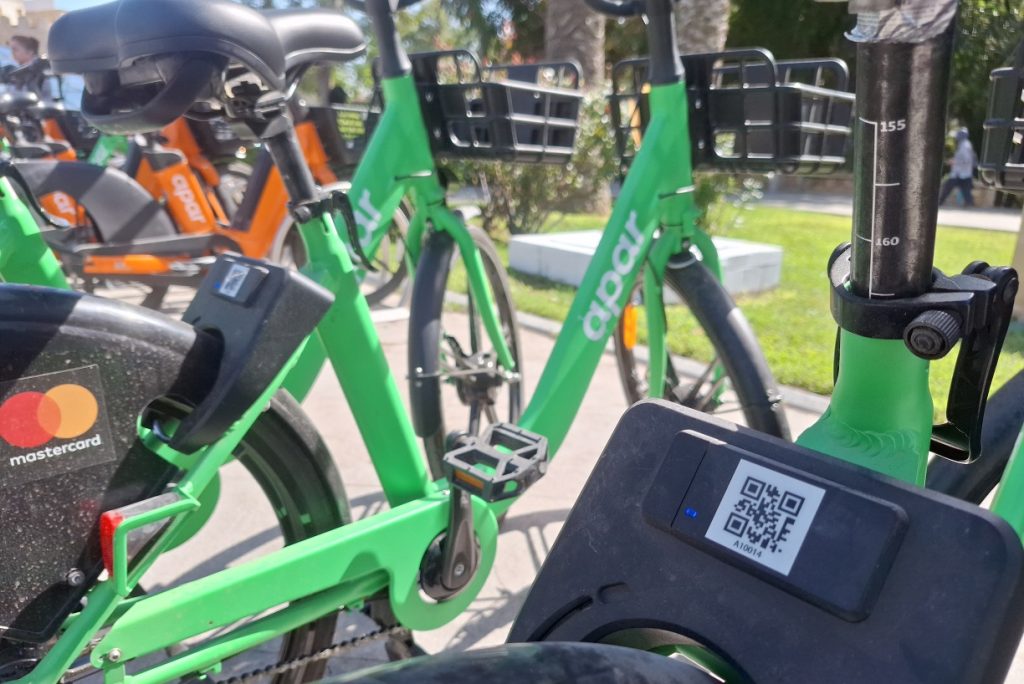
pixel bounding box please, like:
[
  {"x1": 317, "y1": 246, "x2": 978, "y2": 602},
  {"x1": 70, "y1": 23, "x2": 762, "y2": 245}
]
[{"x1": 99, "y1": 511, "x2": 124, "y2": 574}]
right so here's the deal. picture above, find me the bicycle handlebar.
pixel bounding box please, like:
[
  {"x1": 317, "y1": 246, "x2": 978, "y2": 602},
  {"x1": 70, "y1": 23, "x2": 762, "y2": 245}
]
[{"x1": 582, "y1": 0, "x2": 644, "y2": 17}]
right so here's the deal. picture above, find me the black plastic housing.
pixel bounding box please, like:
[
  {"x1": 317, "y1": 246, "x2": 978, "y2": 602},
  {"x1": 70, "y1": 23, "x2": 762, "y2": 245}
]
[
  {"x1": 509, "y1": 401, "x2": 1024, "y2": 684},
  {"x1": 170, "y1": 254, "x2": 334, "y2": 452},
  {"x1": 0, "y1": 286, "x2": 220, "y2": 642}
]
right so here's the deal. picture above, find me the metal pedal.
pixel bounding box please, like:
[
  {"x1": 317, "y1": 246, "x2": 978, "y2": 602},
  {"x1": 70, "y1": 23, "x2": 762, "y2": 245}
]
[{"x1": 442, "y1": 423, "x2": 549, "y2": 501}]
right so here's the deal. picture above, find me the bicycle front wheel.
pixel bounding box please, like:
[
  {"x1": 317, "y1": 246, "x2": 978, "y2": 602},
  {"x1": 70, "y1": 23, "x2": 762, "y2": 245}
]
[
  {"x1": 613, "y1": 249, "x2": 790, "y2": 439},
  {"x1": 408, "y1": 226, "x2": 522, "y2": 479}
]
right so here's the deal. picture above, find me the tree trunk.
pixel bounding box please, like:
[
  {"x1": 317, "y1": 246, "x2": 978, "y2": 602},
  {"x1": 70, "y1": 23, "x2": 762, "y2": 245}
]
[
  {"x1": 544, "y1": 2, "x2": 605, "y2": 89},
  {"x1": 545, "y1": 0, "x2": 608, "y2": 215},
  {"x1": 675, "y1": 0, "x2": 731, "y2": 54}
]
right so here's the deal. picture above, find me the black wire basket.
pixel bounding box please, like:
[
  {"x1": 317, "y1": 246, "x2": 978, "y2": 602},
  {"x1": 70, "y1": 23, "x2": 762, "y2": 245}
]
[
  {"x1": 395, "y1": 50, "x2": 583, "y2": 164},
  {"x1": 187, "y1": 118, "x2": 248, "y2": 159},
  {"x1": 979, "y1": 45, "x2": 1024, "y2": 192},
  {"x1": 610, "y1": 48, "x2": 854, "y2": 175},
  {"x1": 306, "y1": 99, "x2": 383, "y2": 176}
]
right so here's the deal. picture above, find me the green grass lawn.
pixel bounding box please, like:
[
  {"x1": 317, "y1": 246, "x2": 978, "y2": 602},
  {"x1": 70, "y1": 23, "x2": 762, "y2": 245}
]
[{"x1": 468, "y1": 207, "x2": 1024, "y2": 414}]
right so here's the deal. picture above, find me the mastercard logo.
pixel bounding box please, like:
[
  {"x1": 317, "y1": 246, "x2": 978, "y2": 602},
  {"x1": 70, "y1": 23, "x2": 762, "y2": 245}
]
[{"x1": 0, "y1": 384, "x2": 99, "y2": 449}]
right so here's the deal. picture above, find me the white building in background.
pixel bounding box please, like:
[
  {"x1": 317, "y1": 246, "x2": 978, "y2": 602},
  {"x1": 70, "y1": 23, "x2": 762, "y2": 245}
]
[{"x1": 0, "y1": 0, "x2": 64, "y2": 55}]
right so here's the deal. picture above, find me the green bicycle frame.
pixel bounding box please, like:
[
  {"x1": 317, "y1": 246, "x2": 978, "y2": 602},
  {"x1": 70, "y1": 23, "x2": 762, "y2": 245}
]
[
  {"x1": 288, "y1": 72, "x2": 715, "y2": 461},
  {"x1": 0, "y1": 63, "x2": 717, "y2": 680},
  {"x1": 86, "y1": 133, "x2": 130, "y2": 166},
  {"x1": 4, "y1": 206, "x2": 501, "y2": 683}
]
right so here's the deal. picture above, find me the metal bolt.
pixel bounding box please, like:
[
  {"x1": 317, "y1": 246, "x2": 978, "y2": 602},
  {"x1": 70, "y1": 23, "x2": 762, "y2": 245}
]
[
  {"x1": 65, "y1": 569, "x2": 86, "y2": 587},
  {"x1": 453, "y1": 563, "x2": 466, "y2": 577},
  {"x1": 106, "y1": 649, "x2": 122, "y2": 663}
]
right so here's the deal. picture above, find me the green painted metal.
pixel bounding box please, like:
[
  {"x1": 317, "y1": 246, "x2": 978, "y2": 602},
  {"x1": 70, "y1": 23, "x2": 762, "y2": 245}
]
[
  {"x1": 91, "y1": 492, "x2": 497, "y2": 671},
  {"x1": 798, "y1": 331, "x2": 933, "y2": 484},
  {"x1": 991, "y1": 426, "x2": 1024, "y2": 539},
  {"x1": 431, "y1": 206, "x2": 516, "y2": 369},
  {"x1": 0, "y1": 178, "x2": 69, "y2": 287},
  {"x1": 518, "y1": 82, "x2": 697, "y2": 455},
  {"x1": 111, "y1": 578, "x2": 385, "y2": 684},
  {"x1": 642, "y1": 234, "x2": 672, "y2": 396},
  {"x1": 86, "y1": 134, "x2": 130, "y2": 166},
  {"x1": 296, "y1": 212, "x2": 432, "y2": 506},
  {"x1": 283, "y1": 73, "x2": 441, "y2": 402}
]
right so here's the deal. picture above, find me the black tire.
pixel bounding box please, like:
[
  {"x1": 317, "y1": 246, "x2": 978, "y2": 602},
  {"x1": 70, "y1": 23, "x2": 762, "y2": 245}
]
[
  {"x1": 926, "y1": 370, "x2": 1024, "y2": 503},
  {"x1": 322, "y1": 643, "x2": 716, "y2": 684},
  {"x1": 147, "y1": 391, "x2": 350, "y2": 683},
  {"x1": 408, "y1": 227, "x2": 522, "y2": 479},
  {"x1": 213, "y1": 161, "x2": 253, "y2": 219},
  {"x1": 613, "y1": 250, "x2": 789, "y2": 440}
]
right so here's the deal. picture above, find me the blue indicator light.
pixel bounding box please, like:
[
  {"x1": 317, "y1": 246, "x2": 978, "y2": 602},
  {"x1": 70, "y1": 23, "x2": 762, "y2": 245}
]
[{"x1": 684, "y1": 507, "x2": 699, "y2": 519}]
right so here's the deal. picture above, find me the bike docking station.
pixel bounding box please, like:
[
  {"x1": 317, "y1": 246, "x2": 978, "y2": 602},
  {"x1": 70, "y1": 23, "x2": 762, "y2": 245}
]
[{"x1": 508, "y1": 402, "x2": 1024, "y2": 683}]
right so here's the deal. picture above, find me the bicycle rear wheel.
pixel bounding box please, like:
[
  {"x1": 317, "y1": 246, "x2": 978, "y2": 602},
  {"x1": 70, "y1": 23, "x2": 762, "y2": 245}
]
[
  {"x1": 107, "y1": 393, "x2": 347, "y2": 683},
  {"x1": 613, "y1": 250, "x2": 790, "y2": 439},
  {"x1": 408, "y1": 226, "x2": 522, "y2": 479}
]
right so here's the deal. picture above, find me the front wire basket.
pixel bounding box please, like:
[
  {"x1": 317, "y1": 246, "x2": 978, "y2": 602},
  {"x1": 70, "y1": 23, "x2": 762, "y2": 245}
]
[
  {"x1": 610, "y1": 48, "x2": 855, "y2": 176},
  {"x1": 398, "y1": 50, "x2": 583, "y2": 164},
  {"x1": 979, "y1": 42, "x2": 1024, "y2": 191}
]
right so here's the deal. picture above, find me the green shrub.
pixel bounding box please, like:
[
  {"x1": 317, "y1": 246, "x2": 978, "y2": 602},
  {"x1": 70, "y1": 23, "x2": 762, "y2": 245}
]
[{"x1": 446, "y1": 94, "x2": 619, "y2": 237}]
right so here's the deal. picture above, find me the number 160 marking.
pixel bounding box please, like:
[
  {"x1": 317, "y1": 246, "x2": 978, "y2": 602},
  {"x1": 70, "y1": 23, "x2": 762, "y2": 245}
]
[{"x1": 876, "y1": 236, "x2": 900, "y2": 247}]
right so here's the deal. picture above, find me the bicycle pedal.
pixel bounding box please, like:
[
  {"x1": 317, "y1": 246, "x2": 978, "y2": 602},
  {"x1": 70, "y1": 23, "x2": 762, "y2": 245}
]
[{"x1": 442, "y1": 423, "x2": 549, "y2": 502}]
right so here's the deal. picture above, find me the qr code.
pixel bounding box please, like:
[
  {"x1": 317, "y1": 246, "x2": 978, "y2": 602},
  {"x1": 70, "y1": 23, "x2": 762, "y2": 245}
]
[{"x1": 705, "y1": 460, "x2": 825, "y2": 576}]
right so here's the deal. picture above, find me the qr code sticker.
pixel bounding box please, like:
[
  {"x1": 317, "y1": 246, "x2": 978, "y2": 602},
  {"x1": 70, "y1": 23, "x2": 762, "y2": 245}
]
[
  {"x1": 219, "y1": 263, "x2": 250, "y2": 298},
  {"x1": 704, "y1": 459, "x2": 825, "y2": 576}
]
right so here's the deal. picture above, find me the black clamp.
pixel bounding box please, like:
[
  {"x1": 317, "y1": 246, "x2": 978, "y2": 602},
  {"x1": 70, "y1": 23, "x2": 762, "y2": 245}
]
[
  {"x1": 288, "y1": 190, "x2": 377, "y2": 272},
  {"x1": 828, "y1": 244, "x2": 1019, "y2": 463}
]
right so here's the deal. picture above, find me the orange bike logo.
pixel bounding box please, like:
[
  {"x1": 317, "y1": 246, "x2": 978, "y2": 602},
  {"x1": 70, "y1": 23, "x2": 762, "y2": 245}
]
[{"x1": 0, "y1": 384, "x2": 99, "y2": 448}]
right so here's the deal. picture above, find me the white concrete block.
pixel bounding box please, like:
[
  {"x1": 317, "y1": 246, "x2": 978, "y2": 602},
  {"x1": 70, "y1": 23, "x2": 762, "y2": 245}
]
[{"x1": 508, "y1": 230, "x2": 783, "y2": 298}]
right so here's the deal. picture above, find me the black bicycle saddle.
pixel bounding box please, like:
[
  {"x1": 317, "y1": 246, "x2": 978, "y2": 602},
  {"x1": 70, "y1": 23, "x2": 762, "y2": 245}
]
[{"x1": 46, "y1": 0, "x2": 366, "y2": 133}]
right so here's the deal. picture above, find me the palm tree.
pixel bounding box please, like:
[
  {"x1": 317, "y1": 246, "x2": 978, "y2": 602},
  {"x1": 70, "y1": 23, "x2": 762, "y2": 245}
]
[
  {"x1": 676, "y1": 0, "x2": 731, "y2": 54},
  {"x1": 544, "y1": 0, "x2": 605, "y2": 89}
]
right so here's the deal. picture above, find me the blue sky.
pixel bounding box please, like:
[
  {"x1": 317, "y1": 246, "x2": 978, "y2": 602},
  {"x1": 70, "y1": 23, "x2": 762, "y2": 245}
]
[{"x1": 55, "y1": 0, "x2": 111, "y2": 8}]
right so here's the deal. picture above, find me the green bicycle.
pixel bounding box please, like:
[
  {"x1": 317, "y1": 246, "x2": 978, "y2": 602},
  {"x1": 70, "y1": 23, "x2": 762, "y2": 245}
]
[{"x1": 2, "y1": 1, "x2": 1013, "y2": 684}]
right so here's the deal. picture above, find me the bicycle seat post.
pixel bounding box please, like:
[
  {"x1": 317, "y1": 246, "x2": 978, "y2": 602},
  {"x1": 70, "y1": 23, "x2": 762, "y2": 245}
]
[
  {"x1": 846, "y1": 0, "x2": 957, "y2": 298},
  {"x1": 644, "y1": 0, "x2": 683, "y2": 85},
  {"x1": 366, "y1": 0, "x2": 412, "y2": 78}
]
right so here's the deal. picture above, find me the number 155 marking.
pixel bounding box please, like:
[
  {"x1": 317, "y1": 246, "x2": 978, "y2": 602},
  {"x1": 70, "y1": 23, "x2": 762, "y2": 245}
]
[{"x1": 880, "y1": 119, "x2": 907, "y2": 132}]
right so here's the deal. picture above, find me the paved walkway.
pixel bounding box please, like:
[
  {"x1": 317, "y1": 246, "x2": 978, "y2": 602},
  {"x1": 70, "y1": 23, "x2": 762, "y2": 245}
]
[{"x1": 759, "y1": 192, "x2": 1022, "y2": 233}]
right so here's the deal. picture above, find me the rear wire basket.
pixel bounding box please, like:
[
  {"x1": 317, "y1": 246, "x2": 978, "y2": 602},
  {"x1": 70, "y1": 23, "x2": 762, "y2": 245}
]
[
  {"x1": 187, "y1": 118, "x2": 248, "y2": 159},
  {"x1": 394, "y1": 50, "x2": 583, "y2": 164},
  {"x1": 307, "y1": 99, "x2": 383, "y2": 176},
  {"x1": 979, "y1": 44, "x2": 1024, "y2": 191},
  {"x1": 610, "y1": 48, "x2": 855, "y2": 175}
]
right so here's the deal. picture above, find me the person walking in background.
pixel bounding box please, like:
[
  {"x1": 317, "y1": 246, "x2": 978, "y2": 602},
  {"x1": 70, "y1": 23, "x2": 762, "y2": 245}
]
[
  {"x1": 5, "y1": 35, "x2": 57, "y2": 101},
  {"x1": 938, "y1": 127, "x2": 977, "y2": 207},
  {"x1": 8, "y1": 35, "x2": 39, "y2": 68}
]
